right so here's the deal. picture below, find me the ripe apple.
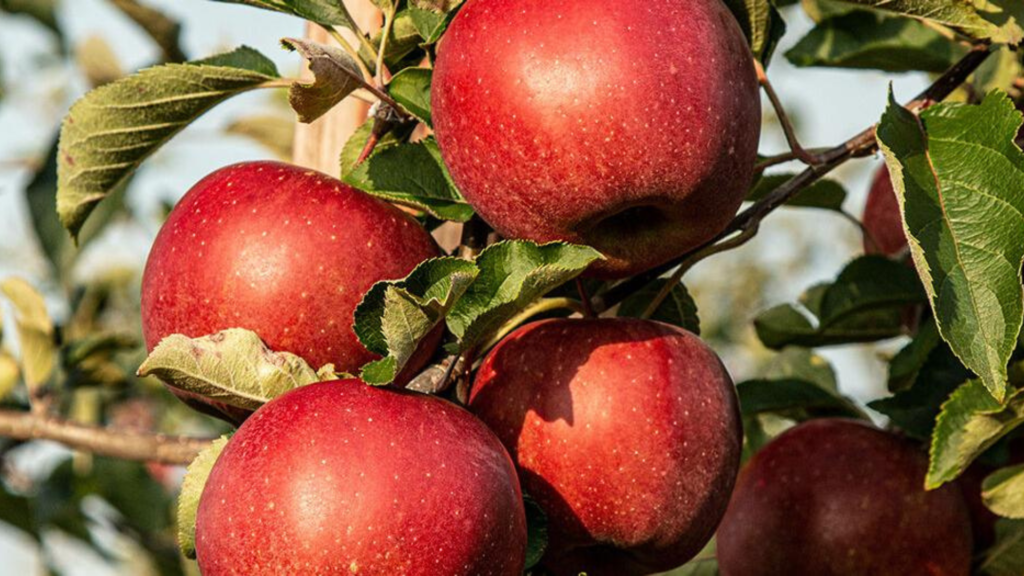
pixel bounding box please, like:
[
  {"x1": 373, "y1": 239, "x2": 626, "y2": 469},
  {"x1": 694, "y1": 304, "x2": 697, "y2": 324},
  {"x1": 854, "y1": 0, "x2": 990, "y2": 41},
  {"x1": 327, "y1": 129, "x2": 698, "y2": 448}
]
[
  {"x1": 432, "y1": 0, "x2": 761, "y2": 278},
  {"x1": 195, "y1": 380, "x2": 527, "y2": 575},
  {"x1": 862, "y1": 167, "x2": 908, "y2": 257},
  {"x1": 468, "y1": 318, "x2": 741, "y2": 575},
  {"x1": 717, "y1": 418, "x2": 972, "y2": 576},
  {"x1": 141, "y1": 161, "x2": 441, "y2": 422}
]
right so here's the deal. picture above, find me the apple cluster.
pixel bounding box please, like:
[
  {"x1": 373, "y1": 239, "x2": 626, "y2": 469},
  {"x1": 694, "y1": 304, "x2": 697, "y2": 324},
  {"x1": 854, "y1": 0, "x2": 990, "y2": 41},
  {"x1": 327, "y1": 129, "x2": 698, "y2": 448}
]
[{"x1": 137, "y1": 0, "x2": 979, "y2": 574}]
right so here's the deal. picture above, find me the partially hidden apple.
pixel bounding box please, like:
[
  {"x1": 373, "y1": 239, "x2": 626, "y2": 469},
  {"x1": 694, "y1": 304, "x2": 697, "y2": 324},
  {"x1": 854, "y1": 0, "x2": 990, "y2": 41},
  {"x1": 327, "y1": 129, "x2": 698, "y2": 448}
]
[
  {"x1": 862, "y1": 167, "x2": 908, "y2": 257},
  {"x1": 717, "y1": 418, "x2": 972, "y2": 576},
  {"x1": 141, "y1": 161, "x2": 441, "y2": 422},
  {"x1": 468, "y1": 318, "x2": 741, "y2": 575},
  {"x1": 195, "y1": 380, "x2": 527, "y2": 575},
  {"x1": 432, "y1": 0, "x2": 761, "y2": 278}
]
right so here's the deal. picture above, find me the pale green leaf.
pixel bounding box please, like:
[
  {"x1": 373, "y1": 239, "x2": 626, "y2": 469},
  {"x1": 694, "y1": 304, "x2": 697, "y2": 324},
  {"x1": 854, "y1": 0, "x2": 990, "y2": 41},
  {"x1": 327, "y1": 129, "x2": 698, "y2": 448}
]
[
  {"x1": 57, "y1": 46, "x2": 279, "y2": 239},
  {"x1": 983, "y1": 464, "x2": 1024, "y2": 519},
  {"x1": 409, "y1": 0, "x2": 463, "y2": 12},
  {"x1": 0, "y1": 353, "x2": 19, "y2": 401},
  {"x1": 927, "y1": 380, "x2": 1024, "y2": 489},
  {"x1": 137, "y1": 328, "x2": 320, "y2": 411},
  {"x1": 281, "y1": 37, "x2": 367, "y2": 123},
  {"x1": 877, "y1": 91, "x2": 1024, "y2": 401},
  {"x1": 177, "y1": 435, "x2": 229, "y2": 559},
  {"x1": 1, "y1": 278, "x2": 55, "y2": 394},
  {"x1": 447, "y1": 241, "x2": 603, "y2": 351},
  {"x1": 353, "y1": 258, "x2": 478, "y2": 385}
]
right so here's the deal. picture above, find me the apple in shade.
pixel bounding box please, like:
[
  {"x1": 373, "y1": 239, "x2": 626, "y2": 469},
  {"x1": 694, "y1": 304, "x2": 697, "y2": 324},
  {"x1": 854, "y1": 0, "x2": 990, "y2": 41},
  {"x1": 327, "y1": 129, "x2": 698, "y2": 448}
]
[
  {"x1": 862, "y1": 167, "x2": 908, "y2": 257},
  {"x1": 195, "y1": 380, "x2": 527, "y2": 575},
  {"x1": 140, "y1": 161, "x2": 441, "y2": 422},
  {"x1": 432, "y1": 0, "x2": 762, "y2": 278},
  {"x1": 468, "y1": 318, "x2": 741, "y2": 575},
  {"x1": 717, "y1": 418, "x2": 972, "y2": 576}
]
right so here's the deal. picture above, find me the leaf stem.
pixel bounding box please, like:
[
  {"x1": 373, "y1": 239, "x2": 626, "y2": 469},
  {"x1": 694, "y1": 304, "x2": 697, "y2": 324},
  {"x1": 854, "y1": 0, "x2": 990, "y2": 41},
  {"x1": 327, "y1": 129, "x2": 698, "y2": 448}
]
[
  {"x1": 375, "y1": 4, "x2": 397, "y2": 87},
  {"x1": 478, "y1": 297, "x2": 586, "y2": 354}
]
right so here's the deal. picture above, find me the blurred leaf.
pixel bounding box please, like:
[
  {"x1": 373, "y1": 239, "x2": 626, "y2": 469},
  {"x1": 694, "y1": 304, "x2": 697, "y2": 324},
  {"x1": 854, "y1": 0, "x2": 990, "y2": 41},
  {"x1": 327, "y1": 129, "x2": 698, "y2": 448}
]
[
  {"x1": 388, "y1": 67, "x2": 432, "y2": 126},
  {"x1": 927, "y1": 380, "x2": 1024, "y2": 489},
  {"x1": 344, "y1": 138, "x2": 475, "y2": 222},
  {"x1": 786, "y1": 11, "x2": 967, "y2": 73},
  {"x1": 982, "y1": 519, "x2": 1024, "y2": 575},
  {"x1": 747, "y1": 174, "x2": 847, "y2": 211},
  {"x1": 983, "y1": 463, "x2": 1024, "y2": 518},
  {"x1": 281, "y1": 37, "x2": 368, "y2": 123},
  {"x1": 447, "y1": 241, "x2": 603, "y2": 351},
  {"x1": 617, "y1": 280, "x2": 700, "y2": 335},
  {"x1": 57, "y1": 46, "x2": 279, "y2": 240},
  {"x1": 665, "y1": 540, "x2": 718, "y2": 575},
  {"x1": 838, "y1": 0, "x2": 1023, "y2": 44},
  {"x1": 178, "y1": 436, "x2": 228, "y2": 559},
  {"x1": 523, "y1": 493, "x2": 548, "y2": 571},
  {"x1": 87, "y1": 457, "x2": 173, "y2": 532},
  {"x1": 973, "y1": 46, "x2": 1024, "y2": 95},
  {"x1": 764, "y1": 347, "x2": 837, "y2": 391},
  {"x1": 75, "y1": 36, "x2": 123, "y2": 88},
  {"x1": 1, "y1": 278, "x2": 56, "y2": 394},
  {"x1": 0, "y1": 483, "x2": 35, "y2": 538},
  {"x1": 137, "y1": 328, "x2": 320, "y2": 411},
  {"x1": 225, "y1": 114, "x2": 294, "y2": 159},
  {"x1": 108, "y1": 0, "x2": 185, "y2": 63},
  {"x1": 0, "y1": 352, "x2": 18, "y2": 400},
  {"x1": 0, "y1": 0, "x2": 62, "y2": 45},
  {"x1": 353, "y1": 258, "x2": 478, "y2": 385},
  {"x1": 209, "y1": 0, "x2": 356, "y2": 27},
  {"x1": 877, "y1": 91, "x2": 1024, "y2": 401},
  {"x1": 801, "y1": 0, "x2": 858, "y2": 22},
  {"x1": 755, "y1": 256, "x2": 924, "y2": 349}
]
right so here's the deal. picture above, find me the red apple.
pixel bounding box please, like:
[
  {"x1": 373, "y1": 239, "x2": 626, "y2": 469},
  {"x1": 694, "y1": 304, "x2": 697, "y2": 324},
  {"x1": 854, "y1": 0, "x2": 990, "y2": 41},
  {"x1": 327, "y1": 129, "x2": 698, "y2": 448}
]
[
  {"x1": 468, "y1": 318, "x2": 741, "y2": 575},
  {"x1": 862, "y1": 167, "x2": 908, "y2": 257},
  {"x1": 141, "y1": 161, "x2": 441, "y2": 422},
  {"x1": 717, "y1": 418, "x2": 972, "y2": 576},
  {"x1": 432, "y1": 0, "x2": 761, "y2": 278},
  {"x1": 196, "y1": 379, "x2": 527, "y2": 575}
]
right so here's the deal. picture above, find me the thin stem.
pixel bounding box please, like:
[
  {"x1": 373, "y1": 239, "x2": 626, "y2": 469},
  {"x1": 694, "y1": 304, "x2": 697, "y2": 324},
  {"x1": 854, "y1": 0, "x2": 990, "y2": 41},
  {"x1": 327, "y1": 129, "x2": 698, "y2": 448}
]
[
  {"x1": 756, "y1": 59, "x2": 818, "y2": 166},
  {"x1": 324, "y1": 25, "x2": 375, "y2": 84},
  {"x1": 375, "y1": 4, "x2": 397, "y2": 87},
  {"x1": 0, "y1": 410, "x2": 211, "y2": 465},
  {"x1": 335, "y1": 0, "x2": 381, "y2": 61},
  {"x1": 837, "y1": 208, "x2": 879, "y2": 253},
  {"x1": 594, "y1": 44, "x2": 992, "y2": 314},
  {"x1": 576, "y1": 279, "x2": 596, "y2": 318},
  {"x1": 478, "y1": 297, "x2": 586, "y2": 355},
  {"x1": 755, "y1": 148, "x2": 832, "y2": 174}
]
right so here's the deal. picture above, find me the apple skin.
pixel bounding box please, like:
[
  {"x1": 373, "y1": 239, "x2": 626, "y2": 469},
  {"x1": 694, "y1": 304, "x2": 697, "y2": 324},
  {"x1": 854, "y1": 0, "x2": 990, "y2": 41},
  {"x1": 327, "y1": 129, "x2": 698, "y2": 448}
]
[
  {"x1": 468, "y1": 318, "x2": 741, "y2": 575},
  {"x1": 717, "y1": 418, "x2": 972, "y2": 576},
  {"x1": 862, "y1": 167, "x2": 909, "y2": 257},
  {"x1": 432, "y1": 0, "x2": 761, "y2": 278},
  {"x1": 195, "y1": 379, "x2": 527, "y2": 575},
  {"x1": 141, "y1": 161, "x2": 441, "y2": 422}
]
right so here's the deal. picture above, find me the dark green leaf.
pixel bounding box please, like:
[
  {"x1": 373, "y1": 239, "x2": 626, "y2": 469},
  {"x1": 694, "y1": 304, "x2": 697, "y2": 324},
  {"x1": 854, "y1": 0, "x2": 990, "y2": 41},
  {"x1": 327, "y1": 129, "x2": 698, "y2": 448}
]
[
  {"x1": 738, "y1": 378, "x2": 863, "y2": 419},
  {"x1": 982, "y1": 519, "x2": 1024, "y2": 575},
  {"x1": 388, "y1": 67, "x2": 432, "y2": 125},
  {"x1": 353, "y1": 257, "x2": 478, "y2": 384},
  {"x1": 722, "y1": 0, "x2": 786, "y2": 61},
  {"x1": 447, "y1": 241, "x2": 603, "y2": 351},
  {"x1": 523, "y1": 494, "x2": 548, "y2": 571},
  {"x1": 344, "y1": 138, "x2": 474, "y2": 222},
  {"x1": 886, "y1": 316, "x2": 942, "y2": 392},
  {"x1": 764, "y1": 347, "x2": 838, "y2": 391},
  {"x1": 877, "y1": 91, "x2": 1024, "y2": 401},
  {"x1": 747, "y1": 174, "x2": 847, "y2": 211},
  {"x1": 57, "y1": 46, "x2": 279, "y2": 240},
  {"x1": 617, "y1": 280, "x2": 700, "y2": 335},
  {"x1": 0, "y1": 483, "x2": 36, "y2": 538},
  {"x1": 208, "y1": 0, "x2": 356, "y2": 28}
]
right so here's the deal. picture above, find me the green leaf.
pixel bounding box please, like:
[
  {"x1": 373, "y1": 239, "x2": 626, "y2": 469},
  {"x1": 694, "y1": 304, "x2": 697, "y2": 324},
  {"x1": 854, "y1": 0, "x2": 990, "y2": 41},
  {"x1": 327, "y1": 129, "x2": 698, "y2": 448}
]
[
  {"x1": 109, "y1": 0, "x2": 185, "y2": 63},
  {"x1": 137, "y1": 328, "x2": 320, "y2": 411},
  {"x1": 177, "y1": 436, "x2": 229, "y2": 559},
  {"x1": 738, "y1": 378, "x2": 864, "y2": 419},
  {"x1": 523, "y1": 494, "x2": 548, "y2": 571},
  {"x1": 886, "y1": 316, "x2": 942, "y2": 392},
  {"x1": 447, "y1": 241, "x2": 603, "y2": 351},
  {"x1": 983, "y1": 464, "x2": 1024, "y2": 519},
  {"x1": 837, "y1": 0, "x2": 1023, "y2": 44},
  {"x1": 722, "y1": 0, "x2": 787, "y2": 62},
  {"x1": 982, "y1": 519, "x2": 1024, "y2": 575},
  {"x1": 353, "y1": 257, "x2": 478, "y2": 385},
  {"x1": 338, "y1": 117, "x2": 408, "y2": 178},
  {"x1": 1, "y1": 278, "x2": 55, "y2": 395},
  {"x1": 869, "y1": 331, "x2": 971, "y2": 440},
  {"x1": 972, "y1": 46, "x2": 1024, "y2": 95},
  {"x1": 0, "y1": 483, "x2": 35, "y2": 538},
  {"x1": 665, "y1": 540, "x2": 719, "y2": 575},
  {"x1": 57, "y1": 46, "x2": 279, "y2": 240},
  {"x1": 408, "y1": 6, "x2": 453, "y2": 44},
  {"x1": 786, "y1": 11, "x2": 968, "y2": 73},
  {"x1": 927, "y1": 380, "x2": 1024, "y2": 489},
  {"x1": 617, "y1": 279, "x2": 700, "y2": 335},
  {"x1": 281, "y1": 37, "x2": 367, "y2": 123},
  {"x1": 360, "y1": 9, "x2": 425, "y2": 71},
  {"x1": 0, "y1": 353, "x2": 18, "y2": 401},
  {"x1": 388, "y1": 67, "x2": 432, "y2": 126},
  {"x1": 746, "y1": 174, "x2": 847, "y2": 211},
  {"x1": 410, "y1": 0, "x2": 463, "y2": 11},
  {"x1": 208, "y1": 0, "x2": 356, "y2": 27},
  {"x1": 876, "y1": 91, "x2": 1024, "y2": 401},
  {"x1": 764, "y1": 347, "x2": 838, "y2": 391},
  {"x1": 344, "y1": 138, "x2": 475, "y2": 222},
  {"x1": 754, "y1": 256, "x2": 925, "y2": 349}
]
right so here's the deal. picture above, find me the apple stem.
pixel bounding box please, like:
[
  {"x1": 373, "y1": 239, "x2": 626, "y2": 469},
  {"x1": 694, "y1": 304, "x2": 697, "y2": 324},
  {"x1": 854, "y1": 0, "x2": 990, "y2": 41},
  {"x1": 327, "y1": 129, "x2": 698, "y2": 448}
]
[
  {"x1": 595, "y1": 44, "x2": 992, "y2": 316},
  {"x1": 576, "y1": 279, "x2": 596, "y2": 318},
  {"x1": 0, "y1": 409, "x2": 212, "y2": 465}
]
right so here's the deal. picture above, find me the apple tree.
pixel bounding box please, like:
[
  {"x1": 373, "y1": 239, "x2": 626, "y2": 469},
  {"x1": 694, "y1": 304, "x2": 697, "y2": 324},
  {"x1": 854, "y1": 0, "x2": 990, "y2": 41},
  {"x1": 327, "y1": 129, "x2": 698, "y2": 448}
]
[{"x1": 0, "y1": 0, "x2": 1023, "y2": 574}]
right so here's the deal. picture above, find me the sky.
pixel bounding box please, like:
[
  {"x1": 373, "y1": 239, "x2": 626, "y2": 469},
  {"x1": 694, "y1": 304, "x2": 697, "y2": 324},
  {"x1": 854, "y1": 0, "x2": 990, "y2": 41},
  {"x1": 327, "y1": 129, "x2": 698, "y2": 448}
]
[{"x1": 0, "y1": 1, "x2": 932, "y2": 573}]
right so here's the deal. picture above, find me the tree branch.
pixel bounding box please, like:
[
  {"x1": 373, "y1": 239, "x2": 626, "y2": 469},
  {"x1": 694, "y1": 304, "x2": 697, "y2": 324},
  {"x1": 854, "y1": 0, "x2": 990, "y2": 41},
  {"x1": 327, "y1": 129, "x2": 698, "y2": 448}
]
[
  {"x1": 593, "y1": 44, "x2": 992, "y2": 313},
  {"x1": 0, "y1": 410, "x2": 212, "y2": 465}
]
